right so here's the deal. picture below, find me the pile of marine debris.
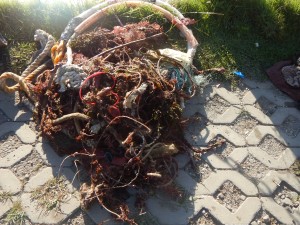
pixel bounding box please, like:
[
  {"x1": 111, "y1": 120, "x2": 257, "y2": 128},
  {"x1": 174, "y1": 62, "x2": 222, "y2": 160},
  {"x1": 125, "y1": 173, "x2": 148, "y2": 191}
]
[{"x1": 0, "y1": 1, "x2": 205, "y2": 223}]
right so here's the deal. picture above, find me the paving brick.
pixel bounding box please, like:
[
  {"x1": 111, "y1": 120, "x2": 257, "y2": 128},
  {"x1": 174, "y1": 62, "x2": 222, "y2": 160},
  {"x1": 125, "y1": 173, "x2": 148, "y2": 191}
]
[
  {"x1": 248, "y1": 147, "x2": 300, "y2": 169},
  {"x1": 271, "y1": 108, "x2": 300, "y2": 125},
  {"x1": 35, "y1": 142, "x2": 73, "y2": 167},
  {"x1": 246, "y1": 126, "x2": 300, "y2": 147},
  {"x1": 242, "y1": 89, "x2": 289, "y2": 106},
  {"x1": 202, "y1": 147, "x2": 248, "y2": 169},
  {"x1": 212, "y1": 106, "x2": 242, "y2": 124},
  {"x1": 195, "y1": 170, "x2": 258, "y2": 196},
  {"x1": 24, "y1": 166, "x2": 80, "y2": 192},
  {"x1": 0, "y1": 169, "x2": 22, "y2": 194},
  {"x1": 196, "y1": 125, "x2": 246, "y2": 146},
  {"x1": 85, "y1": 202, "x2": 120, "y2": 225},
  {"x1": 213, "y1": 87, "x2": 241, "y2": 105},
  {"x1": 24, "y1": 167, "x2": 54, "y2": 192},
  {"x1": 146, "y1": 196, "x2": 196, "y2": 225},
  {"x1": 258, "y1": 171, "x2": 300, "y2": 196},
  {"x1": 0, "y1": 101, "x2": 32, "y2": 122},
  {"x1": 0, "y1": 145, "x2": 32, "y2": 167},
  {"x1": 175, "y1": 170, "x2": 198, "y2": 194},
  {"x1": 195, "y1": 196, "x2": 261, "y2": 225},
  {"x1": 174, "y1": 153, "x2": 190, "y2": 169},
  {"x1": 243, "y1": 79, "x2": 275, "y2": 90},
  {"x1": 261, "y1": 197, "x2": 295, "y2": 225},
  {"x1": 21, "y1": 192, "x2": 80, "y2": 224},
  {"x1": 0, "y1": 122, "x2": 36, "y2": 143},
  {"x1": 244, "y1": 105, "x2": 273, "y2": 125},
  {"x1": 0, "y1": 170, "x2": 21, "y2": 218},
  {"x1": 0, "y1": 200, "x2": 13, "y2": 219}
]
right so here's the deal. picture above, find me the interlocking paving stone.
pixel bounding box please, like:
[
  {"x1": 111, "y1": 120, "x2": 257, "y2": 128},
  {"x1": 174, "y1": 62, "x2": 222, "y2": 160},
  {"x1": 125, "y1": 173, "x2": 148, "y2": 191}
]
[
  {"x1": 202, "y1": 147, "x2": 248, "y2": 169},
  {"x1": 196, "y1": 197, "x2": 261, "y2": 225},
  {"x1": 211, "y1": 106, "x2": 242, "y2": 124},
  {"x1": 85, "y1": 203, "x2": 120, "y2": 225},
  {"x1": 0, "y1": 169, "x2": 22, "y2": 218},
  {"x1": 1, "y1": 80, "x2": 300, "y2": 225},
  {"x1": 146, "y1": 196, "x2": 196, "y2": 225},
  {"x1": 242, "y1": 89, "x2": 289, "y2": 106},
  {"x1": 243, "y1": 105, "x2": 273, "y2": 125},
  {"x1": 213, "y1": 87, "x2": 241, "y2": 105},
  {"x1": 196, "y1": 125, "x2": 246, "y2": 146},
  {"x1": 21, "y1": 192, "x2": 80, "y2": 224},
  {"x1": 22, "y1": 166, "x2": 80, "y2": 224},
  {"x1": 0, "y1": 145, "x2": 32, "y2": 167},
  {"x1": 0, "y1": 122, "x2": 36, "y2": 144},
  {"x1": 35, "y1": 142, "x2": 73, "y2": 167},
  {"x1": 261, "y1": 197, "x2": 295, "y2": 225},
  {"x1": 246, "y1": 126, "x2": 300, "y2": 147},
  {"x1": 196, "y1": 170, "x2": 258, "y2": 196},
  {"x1": 271, "y1": 107, "x2": 300, "y2": 125},
  {"x1": 258, "y1": 171, "x2": 300, "y2": 196},
  {"x1": 0, "y1": 169, "x2": 22, "y2": 194},
  {"x1": 0, "y1": 101, "x2": 32, "y2": 121},
  {"x1": 248, "y1": 147, "x2": 300, "y2": 169}
]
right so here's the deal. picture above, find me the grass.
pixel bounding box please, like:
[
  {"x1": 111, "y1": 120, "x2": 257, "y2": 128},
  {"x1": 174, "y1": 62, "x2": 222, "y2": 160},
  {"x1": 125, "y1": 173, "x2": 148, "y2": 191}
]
[
  {"x1": 0, "y1": 191, "x2": 13, "y2": 203},
  {"x1": 4, "y1": 201, "x2": 27, "y2": 225},
  {"x1": 0, "y1": 0, "x2": 300, "y2": 82},
  {"x1": 30, "y1": 176, "x2": 69, "y2": 214}
]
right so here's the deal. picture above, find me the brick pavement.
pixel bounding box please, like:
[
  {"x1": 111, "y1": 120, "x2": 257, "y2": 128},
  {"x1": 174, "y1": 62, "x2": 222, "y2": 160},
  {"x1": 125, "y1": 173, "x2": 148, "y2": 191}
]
[{"x1": 0, "y1": 79, "x2": 299, "y2": 225}]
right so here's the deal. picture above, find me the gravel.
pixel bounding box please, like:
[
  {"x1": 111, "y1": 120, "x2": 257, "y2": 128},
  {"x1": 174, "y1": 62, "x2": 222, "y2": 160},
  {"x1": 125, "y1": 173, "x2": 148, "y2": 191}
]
[
  {"x1": 231, "y1": 114, "x2": 258, "y2": 136},
  {"x1": 273, "y1": 184, "x2": 300, "y2": 214},
  {"x1": 189, "y1": 209, "x2": 222, "y2": 225},
  {"x1": 204, "y1": 95, "x2": 231, "y2": 118},
  {"x1": 0, "y1": 132, "x2": 23, "y2": 158},
  {"x1": 213, "y1": 181, "x2": 245, "y2": 212},
  {"x1": 255, "y1": 96, "x2": 277, "y2": 116},
  {"x1": 11, "y1": 150, "x2": 46, "y2": 180},
  {"x1": 240, "y1": 155, "x2": 269, "y2": 181},
  {"x1": 280, "y1": 115, "x2": 300, "y2": 138},
  {"x1": 259, "y1": 135, "x2": 286, "y2": 159}
]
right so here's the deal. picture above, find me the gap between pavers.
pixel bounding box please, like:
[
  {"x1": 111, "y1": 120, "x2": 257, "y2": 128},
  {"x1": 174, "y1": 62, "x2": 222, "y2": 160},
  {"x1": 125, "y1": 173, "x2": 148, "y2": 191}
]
[
  {"x1": 0, "y1": 122, "x2": 36, "y2": 144},
  {"x1": 0, "y1": 145, "x2": 32, "y2": 168}
]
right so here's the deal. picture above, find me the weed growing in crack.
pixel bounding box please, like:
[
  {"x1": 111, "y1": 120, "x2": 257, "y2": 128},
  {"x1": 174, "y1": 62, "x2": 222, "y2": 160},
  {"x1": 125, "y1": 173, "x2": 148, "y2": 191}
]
[
  {"x1": 0, "y1": 191, "x2": 13, "y2": 203},
  {"x1": 30, "y1": 176, "x2": 70, "y2": 214},
  {"x1": 4, "y1": 201, "x2": 27, "y2": 225}
]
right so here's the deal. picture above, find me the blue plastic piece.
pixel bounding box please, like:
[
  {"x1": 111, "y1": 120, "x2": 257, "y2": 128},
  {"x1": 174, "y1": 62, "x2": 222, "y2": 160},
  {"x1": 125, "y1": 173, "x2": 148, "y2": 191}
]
[{"x1": 233, "y1": 71, "x2": 245, "y2": 79}]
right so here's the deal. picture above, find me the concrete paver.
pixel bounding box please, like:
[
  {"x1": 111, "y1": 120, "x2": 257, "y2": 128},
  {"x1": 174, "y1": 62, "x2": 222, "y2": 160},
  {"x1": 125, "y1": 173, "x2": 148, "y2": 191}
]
[{"x1": 0, "y1": 79, "x2": 300, "y2": 225}]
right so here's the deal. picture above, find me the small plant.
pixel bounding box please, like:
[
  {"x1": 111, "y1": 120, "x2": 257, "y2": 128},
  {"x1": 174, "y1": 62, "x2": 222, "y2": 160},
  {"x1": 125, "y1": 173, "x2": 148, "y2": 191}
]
[
  {"x1": 0, "y1": 191, "x2": 13, "y2": 203},
  {"x1": 4, "y1": 201, "x2": 27, "y2": 225},
  {"x1": 30, "y1": 176, "x2": 69, "y2": 214}
]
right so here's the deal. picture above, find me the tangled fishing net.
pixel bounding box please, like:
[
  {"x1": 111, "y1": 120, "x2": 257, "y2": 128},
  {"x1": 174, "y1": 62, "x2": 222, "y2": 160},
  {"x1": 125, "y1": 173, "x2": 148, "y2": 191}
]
[{"x1": 0, "y1": 1, "x2": 204, "y2": 223}]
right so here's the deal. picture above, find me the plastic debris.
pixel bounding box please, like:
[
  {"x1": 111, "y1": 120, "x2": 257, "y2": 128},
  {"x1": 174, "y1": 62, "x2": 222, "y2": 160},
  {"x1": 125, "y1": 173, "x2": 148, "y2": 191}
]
[{"x1": 233, "y1": 71, "x2": 245, "y2": 78}]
